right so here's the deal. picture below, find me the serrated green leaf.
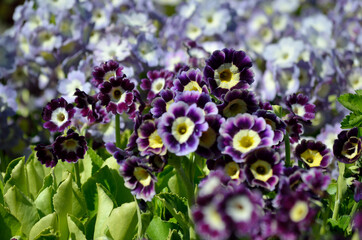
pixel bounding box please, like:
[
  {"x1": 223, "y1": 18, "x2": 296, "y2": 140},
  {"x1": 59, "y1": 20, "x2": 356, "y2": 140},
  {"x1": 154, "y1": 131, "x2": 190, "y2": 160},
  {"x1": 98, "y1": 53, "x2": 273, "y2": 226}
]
[
  {"x1": 4, "y1": 185, "x2": 40, "y2": 236},
  {"x1": 4, "y1": 158, "x2": 28, "y2": 196},
  {"x1": 338, "y1": 93, "x2": 362, "y2": 112},
  {"x1": 29, "y1": 213, "x2": 57, "y2": 240},
  {"x1": 67, "y1": 214, "x2": 87, "y2": 240},
  {"x1": 168, "y1": 174, "x2": 187, "y2": 199},
  {"x1": 94, "y1": 184, "x2": 114, "y2": 239},
  {"x1": 4, "y1": 157, "x2": 23, "y2": 184},
  {"x1": 35, "y1": 186, "x2": 54, "y2": 217},
  {"x1": 86, "y1": 148, "x2": 104, "y2": 174},
  {"x1": 146, "y1": 216, "x2": 179, "y2": 240},
  {"x1": 101, "y1": 156, "x2": 120, "y2": 171},
  {"x1": 33, "y1": 227, "x2": 59, "y2": 240},
  {"x1": 27, "y1": 153, "x2": 50, "y2": 200},
  {"x1": 53, "y1": 173, "x2": 72, "y2": 240},
  {"x1": 341, "y1": 112, "x2": 362, "y2": 129},
  {"x1": 338, "y1": 215, "x2": 351, "y2": 231},
  {"x1": 53, "y1": 161, "x2": 73, "y2": 187},
  {"x1": 0, "y1": 203, "x2": 21, "y2": 239},
  {"x1": 79, "y1": 154, "x2": 93, "y2": 185},
  {"x1": 107, "y1": 202, "x2": 137, "y2": 240},
  {"x1": 71, "y1": 181, "x2": 87, "y2": 219}
]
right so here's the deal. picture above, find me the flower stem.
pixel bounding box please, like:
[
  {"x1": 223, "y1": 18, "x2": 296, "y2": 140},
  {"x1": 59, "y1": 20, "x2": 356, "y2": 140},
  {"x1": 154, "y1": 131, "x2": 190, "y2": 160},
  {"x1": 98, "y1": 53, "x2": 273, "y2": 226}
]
[
  {"x1": 74, "y1": 161, "x2": 81, "y2": 188},
  {"x1": 134, "y1": 196, "x2": 143, "y2": 239},
  {"x1": 332, "y1": 162, "x2": 346, "y2": 220},
  {"x1": 115, "y1": 114, "x2": 121, "y2": 148},
  {"x1": 347, "y1": 201, "x2": 360, "y2": 234},
  {"x1": 284, "y1": 132, "x2": 291, "y2": 167}
]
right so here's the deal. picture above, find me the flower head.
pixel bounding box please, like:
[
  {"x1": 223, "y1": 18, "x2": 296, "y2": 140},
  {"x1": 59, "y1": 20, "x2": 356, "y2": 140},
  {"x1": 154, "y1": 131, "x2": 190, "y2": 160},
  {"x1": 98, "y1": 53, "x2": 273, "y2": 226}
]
[
  {"x1": 171, "y1": 69, "x2": 208, "y2": 94},
  {"x1": 91, "y1": 60, "x2": 124, "y2": 87},
  {"x1": 35, "y1": 144, "x2": 58, "y2": 167},
  {"x1": 218, "y1": 113, "x2": 274, "y2": 162},
  {"x1": 158, "y1": 102, "x2": 208, "y2": 156},
  {"x1": 120, "y1": 156, "x2": 157, "y2": 201},
  {"x1": 42, "y1": 97, "x2": 75, "y2": 132},
  {"x1": 333, "y1": 127, "x2": 362, "y2": 164},
  {"x1": 218, "y1": 89, "x2": 259, "y2": 118},
  {"x1": 140, "y1": 69, "x2": 175, "y2": 101},
  {"x1": 255, "y1": 110, "x2": 286, "y2": 145},
  {"x1": 204, "y1": 48, "x2": 254, "y2": 98},
  {"x1": 295, "y1": 139, "x2": 331, "y2": 168},
  {"x1": 285, "y1": 93, "x2": 315, "y2": 122},
  {"x1": 53, "y1": 130, "x2": 87, "y2": 163},
  {"x1": 137, "y1": 119, "x2": 167, "y2": 156}
]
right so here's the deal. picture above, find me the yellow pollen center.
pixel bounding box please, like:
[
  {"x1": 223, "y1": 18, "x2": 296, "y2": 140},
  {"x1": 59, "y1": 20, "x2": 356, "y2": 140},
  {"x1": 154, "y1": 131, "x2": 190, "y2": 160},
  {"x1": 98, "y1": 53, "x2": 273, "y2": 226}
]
[
  {"x1": 57, "y1": 113, "x2": 65, "y2": 122},
  {"x1": 233, "y1": 129, "x2": 261, "y2": 153},
  {"x1": 223, "y1": 99, "x2": 247, "y2": 118},
  {"x1": 250, "y1": 160, "x2": 273, "y2": 182},
  {"x1": 220, "y1": 69, "x2": 232, "y2": 82},
  {"x1": 63, "y1": 139, "x2": 78, "y2": 152},
  {"x1": 133, "y1": 167, "x2": 152, "y2": 186},
  {"x1": 148, "y1": 131, "x2": 163, "y2": 149},
  {"x1": 224, "y1": 162, "x2": 240, "y2": 179},
  {"x1": 300, "y1": 149, "x2": 323, "y2": 167},
  {"x1": 104, "y1": 71, "x2": 116, "y2": 82},
  {"x1": 290, "y1": 201, "x2": 309, "y2": 222},
  {"x1": 199, "y1": 128, "x2": 217, "y2": 148},
  {"x1": 341, "y1": 138, "x2": 360, "y2": 159},
  {"x1": 183, "y1": 81, "x2": 202, "y2": 92},
  {"x1": 171, "y1": 117, "x2": 195, "y2": 144}
]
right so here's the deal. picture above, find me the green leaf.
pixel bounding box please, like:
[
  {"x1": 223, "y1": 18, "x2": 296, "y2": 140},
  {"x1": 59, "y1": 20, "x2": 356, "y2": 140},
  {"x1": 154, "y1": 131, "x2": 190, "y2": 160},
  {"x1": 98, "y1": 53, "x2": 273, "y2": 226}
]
[
  {"x1": 67, "y1": 214, "x2": 87, "y2": 240},
  {"x1": 86, "y1": 148, "x2": 104, "y2": 174},
  {"x1": 79, "y1": 153, "x2": 93, "y2": 185},
  {"x1": 4, "y1": 157, "x2": 23, "y2": 183},
  {"x1": 35, "y1": 186, "x2": 54, "y2": 217},
  {"x1": 4, "y1": 185, "x2": 40, "y2": 236},
  {"x1": 71, "y1": 181, "x2": 87, "y2": 219},
  {"x1": 338, "y1": 215, "x2": 351, "y2": 231},
  {"x1": 0, "y1": 203, "x2": 21, "y2": 239},
  {"x1": 326, "y1": 182, "x2": 337, "y2": 195},
  {"x1": 26, "y1": 153, "x2": 50, "y2": 200},
  {"x1": 53, "y1": 173, "x2": 73, "y2": 240},
  {"x1": 107, "y1": 202, "x2": 138, "y2": 240},
  {"x1": 94, "y1": 184, "x2": 114, "y2": 239},
  {"x1": 29, "y1": 213, "x2": 58, "y2": 240},
  {"x1": 33, "y1": 227, "x2": 60, "y2": 240},
  {"x1": 167, "y1": 229, "x2": 182, "y2": 240},
  {"x1": 338, "y1": 93, "x2": 362, "y2": 112},
  {"x1": 146, "y1": 216, "x2": 179, "y2": 240},
  {"x1": 168, "y1": 173, "x2": 187, "y2": 199},
  {"x1": 4, "y1": 157, "x2": 28, "y2": 196},
  {"x1": 355, "y1": 89, "x2": 362, "y2": 96},
  {"x1": 341, "y1": 112, "x2": 362, "y2": 129},
  {"x1": 101, "y1": 156, "x2": 120, "y2": 171},
  {"x1": 53, "y1": 161, "x2": 73, "y2": 187}
]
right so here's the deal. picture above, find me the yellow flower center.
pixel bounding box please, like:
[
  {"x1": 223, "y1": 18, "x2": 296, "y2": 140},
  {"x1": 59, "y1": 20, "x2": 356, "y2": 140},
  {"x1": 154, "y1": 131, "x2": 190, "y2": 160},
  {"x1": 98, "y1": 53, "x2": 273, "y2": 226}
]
[
  {"x1": 224, "y1": 162, "x2": 240, "y2": 179},
  {"x1": 199, "y1": 127, "x2": 217, "y2": 148},
  {"x1": 214, "y1": 63, "x2": 240, "y2": 89},
  {"x1": 133, "y1": 167, "x2": 152, "y2": 186},
  {"x1": 204, "y1": 204, "x2": 225, "y2": 231},
  {"x1": 148, "y1": 131, "x2": 163, "y2": 149},
  {"x1": 183, "y1": 81, "x2": 202, "y2": 92},
  {"x1": 62, "y1": 139, "x2": 78, "y2": 152},
  {"x1": 291, "y1": 104, "x2": 306, "y2": 117},
  {"x1": 223, "y1": 99, "x2": 247, "y2": 118},
  {"x1": 250, "y1": 160, "x2": 273, "y2": 182},
  {"x1": 171, "y1": 117, "x2": 195, "y2": 144},
  {"x1": 300, "y1": 149, "x2": 323, "y2": 167},
  {"x1": 104, "y1": 71, "x2": 116, "y2": 82},
  {"x1": 57, "y1": 113, "x2": 65, "y2": 122},
  {"x1": 290, "y1": 201, "x2": 309, "y2": 222},
  {"x1": 341, "y1": 138, "x2": 360, "y2": 159},
  {"x1": 233, "y1": 129, "x2": 261, "y2": 153}
]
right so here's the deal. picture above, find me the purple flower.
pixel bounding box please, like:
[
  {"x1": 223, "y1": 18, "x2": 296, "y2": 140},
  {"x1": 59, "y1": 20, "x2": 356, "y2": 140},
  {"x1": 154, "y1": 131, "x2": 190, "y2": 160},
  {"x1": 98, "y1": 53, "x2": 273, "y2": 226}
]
[
  {"x1": 218, "y1": 113, "x2": 274, "y2": 162},
  {"x1": 140, "y1": 69, "x2": 175, "y2": 101},
  {"x1": 295, "y1": 139, "x2": 331, "y2": 168},
  {"x1": 354, "y1": 180, "x2": 362, "y2": 202},
  {"x1": 300, "y1": 168, "x2": 331, "y2": 197},
  {"x1": 285, "y1": 117, "x2": 304, "y2": 144},
  {"x1": 218, "y1": 89, "x2": 259, "y2": 118},
  {"x1": 206, "y1": 157, "x2": 245, "y2": 183},
  {"x1": 120, "y1": 156, "x2": 157, "y2": 201},
  {"x1": 150, "y1": 89, "x2": 176, "y2": 118},
  {"x1": 333, "y1": 127, "x2": 362, "y2": 164},
  {"x1": 97, "y1": 75, "x2": 136, "y2": 116},
  {"x1": 35, "y1": 144, "x2": 58, "y2": 168},
  {"x1": 353, "y1": 211, "x2": 362, "y2": 237},
  {"x1": 105, "y1": 142, "x2": 133, "y2": 164},
  {"x1": 42, "y1": 97, "x2": 76, "y2": 132},
  {"x1": 255, "y1": 110, "x2": 286, "y2": 145},
  {"x1": 171, "y1": 69, "x2": 209, "y2": 94},
  {"x1": 137, "y1": 119, "x2": 167, "y2": 156},
  {"x1": 91, "y1": 60, "x2": 124, "y2": 87},
  {"x1": 158, "y1": 102, "x2": 208, "y2": 156},
  {"x1": 196, "y1": 114, "x2": 225, "y2": 159},
  {"x1": 285, "y1": 93, "x2": 315, "y2": 122},
  {"x1": 175, "y1": 91, "x2": 219, "y2": 116},
  {"x1": 204, "y1": 48, "x2": 254, "y2": 98},
  {"x1": 53, "y1": 130, "x2": 87, "y2": 163},
  {"x1": 244, "y1": 148, "x2": 282, "y2": 191}
]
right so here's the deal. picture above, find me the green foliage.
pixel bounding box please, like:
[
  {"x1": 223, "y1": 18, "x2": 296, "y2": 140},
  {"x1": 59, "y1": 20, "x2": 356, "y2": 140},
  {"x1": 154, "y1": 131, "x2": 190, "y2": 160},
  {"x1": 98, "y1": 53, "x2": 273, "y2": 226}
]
[{"x1": 338, "y1": 91, "x2": 362, "y2": 128}]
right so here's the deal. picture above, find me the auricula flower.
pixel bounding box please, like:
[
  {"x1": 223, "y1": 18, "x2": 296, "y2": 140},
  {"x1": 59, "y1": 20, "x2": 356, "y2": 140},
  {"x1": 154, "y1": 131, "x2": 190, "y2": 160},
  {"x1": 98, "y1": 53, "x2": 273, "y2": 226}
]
[
  {"x1": 137, "y1": 119, "x2": 167, "y2": 156},
  {"x1": 295, "y1": 139, "x2": 331, "y2": 168},
  {"x1": 158, "y1": 102, "x2": 208, "y2": 156},
  {"x1": 255, "y1": 110, "x2": 286, "y2": 145},
  {"x1": 35, "y1": 144, "x2": 58, "y2": 167},
  {"x1": 171, "y1": 69, "x2": 208, "y2": 94},
  {"x1": 42, "y1": 97, "x2": 75, "y2": 132},
  {"x1": 333, "y1": 127, "x2": 362, "y2": 164},
  {"x1": 91, "y1": 60, "x2": 124, "y2": 87},
  {"x1": 204, "y1": 48, "x2": 254, "y2": 98},
  {"x1": 218, "y1": 113, "x2": 274, "y2": 162},
  {"x1": 218, "y1": 89, "x2": 259, "y2": 118},
  {"x1": 140, "y1": 69, "x2": 175, "y2": 101},
  {"x1": 353, "y1": 212, "x2": 362, "y2": 238},
  {"x1": 53, "y1": 130, "x2": 87, "y2": 163},
  {"x1": 285, "y1": 93, "x2": 315, "y2": 122},
  {"x1": 150, "y1": 89, "x2": 176, "y2": 118},
  {"x1": 244, "y1": 148, "x2": 282, "y2": 191},
  {"x1": 120, "y1": 156, "x2": 157, "y2": 202}
]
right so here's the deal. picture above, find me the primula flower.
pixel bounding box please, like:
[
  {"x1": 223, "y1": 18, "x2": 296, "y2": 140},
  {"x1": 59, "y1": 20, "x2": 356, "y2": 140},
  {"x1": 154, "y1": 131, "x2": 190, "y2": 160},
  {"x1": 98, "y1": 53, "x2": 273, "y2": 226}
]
[
  {"x1": 244, "y1": 148, "x2": 282, "y2": 191},
  {"x1": 285, "y1": 117, "x2": 304, "y2": 144},
  {"x1": 137, "y1": 119, "x2": 167, "y2": 156},
  {"x1": 175, "y1": 91, "x2": 218, "y2": 116},
  {"x1": 300, "y1": 168, "x2": 331, "y2": 197},
  {"x1": 57, "y1": 70, "x2": 91, "y2": 102},
  {"x1": 285, "y1": 93, "x2": 315, "y2": 122},
  {"x1": 120, "y1": 156, "x2": 157, "y2": 201},
  {"x1": 204, "y1": 48, "x2": 254, "y2": 98},
  {"x1": 91, "y1": 60, "x2": 124, "y2": 87},
  {"x1": 171, "y1": 69, "x2": 208, "y2": 94},
  {"x1": 140, "y1": 69, "x2": 175, "y2": 101},
  {"x1": 158, "y1": 102, "x2": 208, "y2": 156},
  {"x1": 42, "y1": 97, "x2": 75, "y2": 132},
  {"x1": 218, "y1": 113, "x2": 274, "y2": 162},
  {"x1": 207, "y1": 157, "x2": 245, "y2": 182},
  {"x1": 35, "y1": 144, "x2": 58, "y2": 167},
  {"x1": 218, "y1": 89, "x2": 259, "y2": 118},
  {"x1": 196, "y1": 114, "x2": 225, "y2": 159},
  {"x1": 150, "y1": 89, "x2": 176, "y2": 118},
  {"x1": 295, "y1": 139, "x2": 331, "y2": 168},
  {"x1": 53, "y1": 130, "x2": 87, "y2": 163},
  {"x1": 333, "y1": 127, "x2": 362, "y2": 164},
  {"x1": 255, "y1": 110, "x2": 286, "y2": 145},
  {"x1": 353, "y1": 211, "x2": 362, "y2": 237}
]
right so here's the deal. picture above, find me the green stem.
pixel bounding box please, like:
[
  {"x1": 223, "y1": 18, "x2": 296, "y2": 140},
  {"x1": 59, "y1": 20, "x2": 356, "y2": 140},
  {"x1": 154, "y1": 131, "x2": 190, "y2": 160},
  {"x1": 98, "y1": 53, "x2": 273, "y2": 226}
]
[
  {"x1": 284, "y1": 132, "x2": 291, "y2": 167},
  {"x1": 74, "y1": 161, "x2": 81, "y2": 188},
  {"x1": 134, "y1": 196, "x2": 143, "y2": 239},
  {"x1": 115, "y1": 114, "x2": 121, "y2": 148},
  {"x1": 332, "y1": 162, "x2": 345, "y2": 220},
  {"x1": 347, "y1": 201, "x2": 360, "y2": 234}
]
